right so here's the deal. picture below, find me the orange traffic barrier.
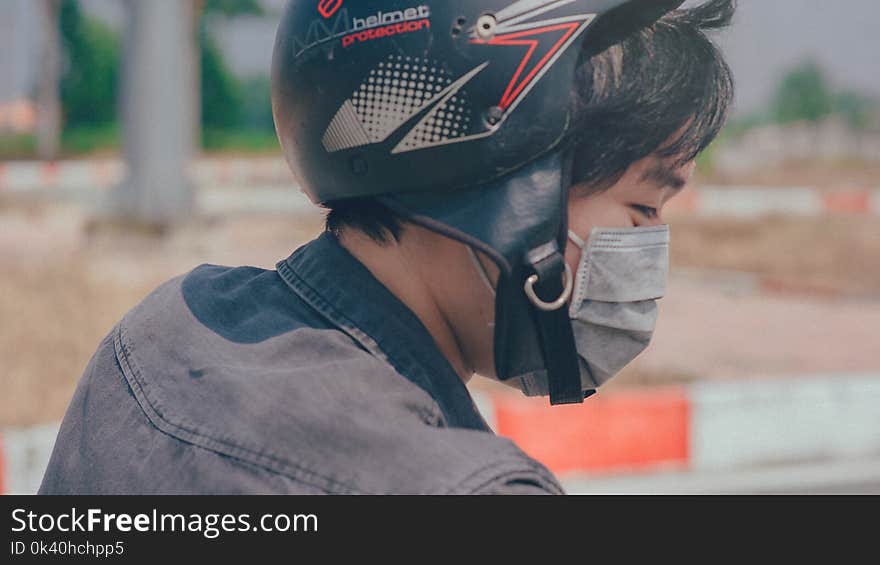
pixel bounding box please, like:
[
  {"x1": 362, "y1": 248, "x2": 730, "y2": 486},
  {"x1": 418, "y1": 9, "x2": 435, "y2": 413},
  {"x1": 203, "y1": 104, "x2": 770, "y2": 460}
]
[{"x1": 493, "y1": 387, "x2": 690, "y2": 475}]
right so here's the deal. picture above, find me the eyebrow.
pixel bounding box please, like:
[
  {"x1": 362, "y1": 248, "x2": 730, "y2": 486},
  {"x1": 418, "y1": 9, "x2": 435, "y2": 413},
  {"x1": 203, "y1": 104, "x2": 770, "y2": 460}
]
[{"x1": 641, "y1": 163, "x2": 688, "y2": 191}]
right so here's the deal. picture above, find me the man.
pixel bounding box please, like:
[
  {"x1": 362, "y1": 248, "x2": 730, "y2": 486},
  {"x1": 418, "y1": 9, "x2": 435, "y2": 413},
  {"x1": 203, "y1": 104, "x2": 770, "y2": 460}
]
[{"x1": 40, "y1": 0, "x2": 734, "y2": 494}]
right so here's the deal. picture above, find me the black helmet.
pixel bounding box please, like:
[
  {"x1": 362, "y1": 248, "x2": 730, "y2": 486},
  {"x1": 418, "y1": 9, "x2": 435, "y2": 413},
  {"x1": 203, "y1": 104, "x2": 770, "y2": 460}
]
[{"x1": 272, "y1": 0, "x2": 683, "y2": 405}]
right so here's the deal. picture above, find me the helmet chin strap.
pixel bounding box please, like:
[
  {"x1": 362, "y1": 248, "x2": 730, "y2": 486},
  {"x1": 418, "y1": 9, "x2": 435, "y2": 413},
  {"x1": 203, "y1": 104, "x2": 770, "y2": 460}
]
[
  {"x1": 464, "y1": 148, "x2": 584, "y2": 405},
  {"x1": 470, "y1": 239, "x2": 583, "y2": 403},
  {"x1": 532, "y1": 145, "x2": 585, "y2": 405},
  {"x1": 524, "y1": 242, "x2": 585, "y2": 405}
]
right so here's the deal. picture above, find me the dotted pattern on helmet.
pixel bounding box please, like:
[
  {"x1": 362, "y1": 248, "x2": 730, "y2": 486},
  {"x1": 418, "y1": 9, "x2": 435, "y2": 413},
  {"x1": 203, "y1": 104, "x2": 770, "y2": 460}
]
[
  {"x1": 394, "y1": 90, "x2": 472, "y2": 152},
  {"x1": 322, "y1": 55, "x2": 473, "y2": 153}
]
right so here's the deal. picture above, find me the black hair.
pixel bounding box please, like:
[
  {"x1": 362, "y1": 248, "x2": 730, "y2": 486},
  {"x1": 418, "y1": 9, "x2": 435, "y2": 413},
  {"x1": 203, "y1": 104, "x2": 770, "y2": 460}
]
[
  {"x1": 326, "y1": 0, "x2": 736, "y2": 241},
  {"x1": 325, "y1": 197, "x2": 405, "y2": 243},
  {"x1": 568, "y1": 0, "x2": 735, "y2": 191}
]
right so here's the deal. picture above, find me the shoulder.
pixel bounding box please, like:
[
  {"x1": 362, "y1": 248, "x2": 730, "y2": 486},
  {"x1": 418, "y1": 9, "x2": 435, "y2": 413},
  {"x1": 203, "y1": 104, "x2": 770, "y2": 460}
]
[
  {"x1": 126, "y1": 263, "x2": 331, "y2": 343},
  {"x1": 47, "y1": 265, "x2": 564, "y2": 494},
  {"x1": 110, "y1": 265, "x2": 454, "y2": 491},
  {"x1": 45, "y1": 265, "x2": 410, "y2": 492}
]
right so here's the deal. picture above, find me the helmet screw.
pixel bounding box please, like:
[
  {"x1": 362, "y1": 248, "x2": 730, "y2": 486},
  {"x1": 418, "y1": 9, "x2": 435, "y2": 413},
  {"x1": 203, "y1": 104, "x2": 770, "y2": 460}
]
[
  {"x1": 475, "y1": 14, "x2": 497, "y2": 40},
  {"x1": 484, "y1": 106, "x2": 504, "y2": 126},
  {"x1": 451, "y1": 16, "x2": 466, "y2": 38}
]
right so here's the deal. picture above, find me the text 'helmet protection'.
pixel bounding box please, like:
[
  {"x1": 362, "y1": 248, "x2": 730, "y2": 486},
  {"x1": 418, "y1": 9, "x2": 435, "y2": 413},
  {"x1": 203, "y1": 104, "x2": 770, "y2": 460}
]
[{"x1": 272, "y1": 0, "x2": 683, "y2": 405}]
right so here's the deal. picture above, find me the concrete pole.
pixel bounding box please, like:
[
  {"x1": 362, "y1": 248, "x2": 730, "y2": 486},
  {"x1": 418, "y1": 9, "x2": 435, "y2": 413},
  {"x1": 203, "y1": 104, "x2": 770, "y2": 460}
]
[
  {"x1": 115, "y1": 0, "x2": 197, "y2": 227},
  {"x1": 36, "y1": 0, "x2": 61, "y2": 161}
]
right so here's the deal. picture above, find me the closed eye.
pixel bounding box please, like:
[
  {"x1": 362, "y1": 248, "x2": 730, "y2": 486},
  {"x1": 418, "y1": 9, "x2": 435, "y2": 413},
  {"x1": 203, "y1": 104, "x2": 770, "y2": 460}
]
[{"x1": 630, "y1": 204, "x2": 659, "y2": 219}]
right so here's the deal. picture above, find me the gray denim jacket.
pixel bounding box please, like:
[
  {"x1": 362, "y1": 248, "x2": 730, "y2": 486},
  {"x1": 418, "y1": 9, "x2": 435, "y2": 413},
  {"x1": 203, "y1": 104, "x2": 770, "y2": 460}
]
[{"x1": 39, "y1": 232, "x2": 564, "y2": 494}]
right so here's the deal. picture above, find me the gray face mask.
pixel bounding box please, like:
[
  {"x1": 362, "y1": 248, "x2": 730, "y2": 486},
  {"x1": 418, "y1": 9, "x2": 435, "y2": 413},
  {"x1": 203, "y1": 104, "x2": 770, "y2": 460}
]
[{"x1": 508, "y1": 225, "x2": 670, "y2": 397}]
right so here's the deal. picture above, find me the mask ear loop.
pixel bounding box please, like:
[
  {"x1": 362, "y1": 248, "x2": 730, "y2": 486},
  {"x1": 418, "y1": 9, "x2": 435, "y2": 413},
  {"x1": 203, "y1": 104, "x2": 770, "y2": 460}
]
[{"x1": 568, "y1": 230, "x2": 586, "y2": 249}]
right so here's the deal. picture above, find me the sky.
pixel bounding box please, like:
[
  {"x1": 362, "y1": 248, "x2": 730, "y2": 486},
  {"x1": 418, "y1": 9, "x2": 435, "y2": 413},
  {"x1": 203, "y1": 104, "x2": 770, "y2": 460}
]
[
  {"x1": 209, "y1": 0, "x2": 880, "y2": 118},
  {"x1": 715, "y1": 0, "x2": 880, "y2": 116},
  {"x1": 3, "y1": 0, "x2": 879, "y2": 119}
]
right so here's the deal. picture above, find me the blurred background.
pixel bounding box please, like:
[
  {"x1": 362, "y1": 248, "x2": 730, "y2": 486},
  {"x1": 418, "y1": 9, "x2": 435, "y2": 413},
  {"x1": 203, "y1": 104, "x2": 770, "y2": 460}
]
[{"x1": 1, "y1": 0, "x2": 878, "y2": 494}]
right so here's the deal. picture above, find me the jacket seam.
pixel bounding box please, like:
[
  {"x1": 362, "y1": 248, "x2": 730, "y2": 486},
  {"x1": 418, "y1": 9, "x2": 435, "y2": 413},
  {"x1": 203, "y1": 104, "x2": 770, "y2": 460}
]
[{"x1": 113, "y1": 321, "x2": 366, "y2": 494}]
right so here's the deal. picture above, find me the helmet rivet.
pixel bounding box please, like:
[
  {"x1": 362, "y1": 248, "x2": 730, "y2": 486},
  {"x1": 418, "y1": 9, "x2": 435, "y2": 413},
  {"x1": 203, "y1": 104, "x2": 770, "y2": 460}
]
[
  {"x1": 475, "y1": 14, "x2": 497, "y2": 40},
  {"x1": 451, "y1": 16, "x2": 466, "y2": 38},
  {"x1": 485, "y1": 106, "x2": 504, "y2": 126}
]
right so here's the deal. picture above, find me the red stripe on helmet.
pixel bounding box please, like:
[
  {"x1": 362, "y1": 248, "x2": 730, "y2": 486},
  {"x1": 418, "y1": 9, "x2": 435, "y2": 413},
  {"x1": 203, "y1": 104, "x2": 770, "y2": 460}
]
[{"x1": 474, "y1": 22, "x2": 583, "y2": 111}]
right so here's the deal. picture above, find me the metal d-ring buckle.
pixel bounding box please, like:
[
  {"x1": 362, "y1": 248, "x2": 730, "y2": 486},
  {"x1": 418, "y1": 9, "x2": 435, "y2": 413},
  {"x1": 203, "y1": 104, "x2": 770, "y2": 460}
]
[{"x1": 523, "y1": 263, "x2": 573, "y2": 312}]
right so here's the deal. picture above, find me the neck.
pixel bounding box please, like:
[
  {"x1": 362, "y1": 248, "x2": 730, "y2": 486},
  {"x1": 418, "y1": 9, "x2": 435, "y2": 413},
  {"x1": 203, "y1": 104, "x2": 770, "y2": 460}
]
[{"x1": 337, "y1": 228, "x2": 474, "y2": 384}]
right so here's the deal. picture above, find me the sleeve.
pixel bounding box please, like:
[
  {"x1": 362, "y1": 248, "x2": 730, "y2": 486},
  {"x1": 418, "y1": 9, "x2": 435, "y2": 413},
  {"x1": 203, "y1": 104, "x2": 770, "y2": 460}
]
[{"x1": 38, "y1": 329, "x2": 122, "y2": 494}]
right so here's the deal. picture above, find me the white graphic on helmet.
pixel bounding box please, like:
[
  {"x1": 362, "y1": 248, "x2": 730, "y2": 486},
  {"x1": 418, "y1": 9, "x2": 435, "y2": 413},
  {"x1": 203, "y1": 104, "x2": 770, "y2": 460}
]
[
  {"x1": 323, "y1": 55, "x2": 481, "y2": 153},
  {"x1": 321, "y1": 100, "x2": 371, "y2": 153},
  {"x1": 293, "y1": 7, "x2": 350, "y2": 55},
  {"x1": 392, "y1": 63, "x2": 486, "y2": 153},
  {"x1": 322, "y1": 0, "x2": 597, "y2": 154}
]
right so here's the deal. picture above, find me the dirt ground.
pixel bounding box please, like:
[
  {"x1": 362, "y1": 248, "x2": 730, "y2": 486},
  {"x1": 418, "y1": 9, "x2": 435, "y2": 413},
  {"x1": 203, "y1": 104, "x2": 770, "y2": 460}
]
[
  {"x1": 697, "y1": 159, "x2": 880, "y2": 189},
  {"x1": 670, "y1": 216, "x2": 880, "y2": 298},
  {"x1": 1, "y1": 197, "x2": 878, "y2": 426}
]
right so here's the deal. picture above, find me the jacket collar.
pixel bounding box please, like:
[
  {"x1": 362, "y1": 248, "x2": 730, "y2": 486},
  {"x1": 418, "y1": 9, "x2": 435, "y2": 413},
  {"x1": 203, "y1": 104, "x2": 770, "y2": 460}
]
[{"x1": 277, "y1": 231, "x2": 491, "y2": 432}]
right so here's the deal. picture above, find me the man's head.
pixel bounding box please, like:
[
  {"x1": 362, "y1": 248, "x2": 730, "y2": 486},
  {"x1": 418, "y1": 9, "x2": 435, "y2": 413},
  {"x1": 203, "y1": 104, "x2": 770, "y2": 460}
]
[
  {"x1": 326, "y1": 0, "x2": 733, "y2": 242},
  {"x1": 273, "y1": 0, "x2": 736, "y2": 401}
]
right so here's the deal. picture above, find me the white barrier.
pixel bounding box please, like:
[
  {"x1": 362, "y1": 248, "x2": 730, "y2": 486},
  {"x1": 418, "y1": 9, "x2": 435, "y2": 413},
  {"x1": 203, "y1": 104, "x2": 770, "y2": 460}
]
[{"x1": 8, "y1": 375, "x2": 880, "y2": 493}]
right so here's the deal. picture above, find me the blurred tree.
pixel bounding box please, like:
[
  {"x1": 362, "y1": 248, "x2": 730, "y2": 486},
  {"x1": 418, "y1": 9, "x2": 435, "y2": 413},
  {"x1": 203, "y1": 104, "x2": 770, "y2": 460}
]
[
  {"x1": 198, "y1": 0, "x2": 263, "y2": 131},
  {"x1": 202, "y1": 0, "x2": 263, "y2": 17},
  {"x1": 832, "y1": 91, "x2": 876, "y2": 130},
  {"x1": 39, "y1": 0, "x2": 268, "y2": 157},
  {"x1": 239, "y1": 76, "x2": 275, "y2": 131},
  {"x1": 200, "y1": 30, "x2": 243, "y2": 129},
  {"x1": 59, "y1": 0, "x2": 120, "y2": 128},
  {"x1": 772, "y1": 61, "x2": 833, "y2": 124}
]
